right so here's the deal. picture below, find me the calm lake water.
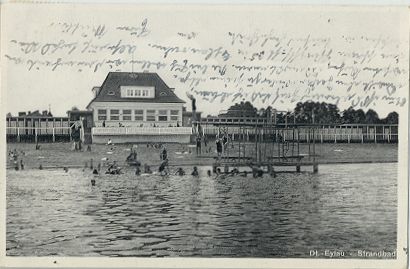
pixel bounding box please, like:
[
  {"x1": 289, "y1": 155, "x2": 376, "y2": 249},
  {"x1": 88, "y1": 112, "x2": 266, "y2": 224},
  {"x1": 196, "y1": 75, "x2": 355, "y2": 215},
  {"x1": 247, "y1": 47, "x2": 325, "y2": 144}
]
[{"x1": 6, "y1": 163, "x2": 397, "y2": 257}]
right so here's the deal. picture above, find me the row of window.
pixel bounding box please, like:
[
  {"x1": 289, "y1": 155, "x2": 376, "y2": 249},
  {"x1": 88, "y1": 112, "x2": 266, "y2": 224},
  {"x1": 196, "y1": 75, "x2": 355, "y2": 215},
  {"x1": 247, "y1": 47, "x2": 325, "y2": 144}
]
[
  {"x1": 97, "y1": 109, "x2": 180, "y2": 122},
  {"x1": 126, "y1": 89, "x2": 150, "y2": 97}
]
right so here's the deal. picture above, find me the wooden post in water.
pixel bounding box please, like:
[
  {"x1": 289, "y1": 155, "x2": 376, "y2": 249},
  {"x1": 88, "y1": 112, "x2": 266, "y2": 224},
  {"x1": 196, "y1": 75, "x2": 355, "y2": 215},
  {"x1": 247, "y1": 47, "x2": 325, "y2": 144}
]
[{"x1": 17, "y1": 127, "x2": 20, "y2": 142}]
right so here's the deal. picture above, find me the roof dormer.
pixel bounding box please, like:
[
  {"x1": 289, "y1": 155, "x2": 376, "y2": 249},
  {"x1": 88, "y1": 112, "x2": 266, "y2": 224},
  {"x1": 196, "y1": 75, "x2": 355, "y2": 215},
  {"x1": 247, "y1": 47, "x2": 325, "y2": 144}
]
[{"x1": 120, "y1": 86, "x2": 155, "y2": 98}]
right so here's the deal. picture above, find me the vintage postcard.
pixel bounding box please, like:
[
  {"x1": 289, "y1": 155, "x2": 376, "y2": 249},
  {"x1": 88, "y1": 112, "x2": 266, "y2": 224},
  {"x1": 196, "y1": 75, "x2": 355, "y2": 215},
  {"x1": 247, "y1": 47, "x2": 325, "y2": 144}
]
[{"x1": 0, "y1": 3, "x2": 408, "y2": 269}]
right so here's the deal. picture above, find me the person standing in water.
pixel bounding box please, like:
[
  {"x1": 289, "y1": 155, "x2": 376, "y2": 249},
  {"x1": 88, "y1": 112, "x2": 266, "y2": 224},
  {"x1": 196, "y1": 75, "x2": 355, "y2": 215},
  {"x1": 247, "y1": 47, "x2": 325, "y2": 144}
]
[
  {"x1": 191, "y1": 166, "x2": 199, "y2": 177},
  {"x1": 135, "y1": 166, "x2": 141, "y2": 176},
  {"x1": 196, "y1": 135, "x2": 202, "y2": 156},
  {"x1": 216, "y1": 138, "x2": 223, "y2": 160},
  {"x1": 160, "y1": 146, "x2": 168, "y2": 161}
]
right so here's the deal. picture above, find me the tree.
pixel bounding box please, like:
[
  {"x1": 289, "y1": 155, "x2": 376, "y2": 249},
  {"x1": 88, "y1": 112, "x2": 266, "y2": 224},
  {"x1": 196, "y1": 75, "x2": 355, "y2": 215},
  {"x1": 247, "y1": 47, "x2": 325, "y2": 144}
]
[
  {"x1": 275, "y1": 112, "x2": 285, "y2": 124},
  {"x1": 341, "y1": 107, "x2": 366, "y2": 124},
  {"x1": 383, "y1": 111, "x2": 398, "y2": 124},
  {"x1": 224, "y1": 101, "x2": 258, "y2": 117},
  {"x1": 365, "y1": 109, "x2": 380, "y2": 124},
  {"x1": 293, "y1": 101, "x2": 341, "y2": 124}
]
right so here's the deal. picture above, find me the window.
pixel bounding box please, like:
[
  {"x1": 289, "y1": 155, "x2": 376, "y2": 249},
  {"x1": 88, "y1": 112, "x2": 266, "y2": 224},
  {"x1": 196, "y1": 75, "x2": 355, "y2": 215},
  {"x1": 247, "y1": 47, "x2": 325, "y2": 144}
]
[
  {"x1": 122, "y1": 109, "x2": 132, "y2": 120},
  {"x1": 158, "y1": 110, "x2": 168, "y2": 121},
  {"x1": 97, "y1": 109, "x2": 107, "y2": 121},
  {"x1": 147, "y1": 110, "x2": 155, "y2": 121},
  {"x1": 134, "y1": 110, "x2": 144, "y2": 121},
  {"x1": 146, "y1": 110, "x2": 156, "y2": 121},
  {"x1": 120, "y1": 86, "x2": 154, "y2": 98},
  {"x1": 126, "y1": 89, "x2": 134, "y2": 97},
  {"x1": 110, "y1": 109, "x2": 119, "y2": 120},
  {"x1": 170, "y1": 110, "x2": 179, "y2": 121}
]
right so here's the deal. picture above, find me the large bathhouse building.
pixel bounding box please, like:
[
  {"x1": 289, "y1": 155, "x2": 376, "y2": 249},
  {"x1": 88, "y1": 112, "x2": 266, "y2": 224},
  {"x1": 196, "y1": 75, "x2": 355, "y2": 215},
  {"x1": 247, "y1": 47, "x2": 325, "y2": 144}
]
[
  {"x1": 87, "y1": 72, "x2": 185, "y2": 127},
  {"x1": 87, "y1": 72, "x2": 192, "y2": 143}
]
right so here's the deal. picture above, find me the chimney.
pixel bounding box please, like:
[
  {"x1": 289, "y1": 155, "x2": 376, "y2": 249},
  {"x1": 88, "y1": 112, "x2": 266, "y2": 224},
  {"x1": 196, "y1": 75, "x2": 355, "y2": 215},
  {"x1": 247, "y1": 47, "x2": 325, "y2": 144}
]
[{"x1": 92, "y1": 87, "x2": 101, "y2": 98}]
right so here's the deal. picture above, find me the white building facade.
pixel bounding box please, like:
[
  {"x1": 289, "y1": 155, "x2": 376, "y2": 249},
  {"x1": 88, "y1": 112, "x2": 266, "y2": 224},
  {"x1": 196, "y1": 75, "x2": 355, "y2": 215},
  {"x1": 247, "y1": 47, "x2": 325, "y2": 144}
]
[
  {"x1": 87, "y1": 72, "x2": 186, "y2": 128},
  {"x1": 87, "y1": 72, "x2": 191, "y2": 143}
]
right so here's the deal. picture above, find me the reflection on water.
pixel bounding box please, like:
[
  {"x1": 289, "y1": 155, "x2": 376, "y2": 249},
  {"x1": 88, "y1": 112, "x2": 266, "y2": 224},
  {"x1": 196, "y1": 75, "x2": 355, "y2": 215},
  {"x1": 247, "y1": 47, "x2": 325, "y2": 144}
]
[{"x1": 7, "y1": 163, "x2": 397, "y2": 257}]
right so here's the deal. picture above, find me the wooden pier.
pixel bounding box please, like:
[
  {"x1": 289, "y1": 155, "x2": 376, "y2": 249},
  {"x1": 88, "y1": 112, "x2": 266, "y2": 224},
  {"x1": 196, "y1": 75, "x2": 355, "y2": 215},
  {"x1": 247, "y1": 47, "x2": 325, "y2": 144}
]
[{"x1": 206, "y1": 122, "x2": 321, "y2": 175}]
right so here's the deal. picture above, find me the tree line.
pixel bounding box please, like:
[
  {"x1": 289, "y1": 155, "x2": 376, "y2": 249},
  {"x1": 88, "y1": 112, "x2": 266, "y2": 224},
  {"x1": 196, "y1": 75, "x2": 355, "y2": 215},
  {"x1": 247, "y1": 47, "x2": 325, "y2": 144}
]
[{"x1": 220, "y1": 101, "x2": 398, "y2": 124}]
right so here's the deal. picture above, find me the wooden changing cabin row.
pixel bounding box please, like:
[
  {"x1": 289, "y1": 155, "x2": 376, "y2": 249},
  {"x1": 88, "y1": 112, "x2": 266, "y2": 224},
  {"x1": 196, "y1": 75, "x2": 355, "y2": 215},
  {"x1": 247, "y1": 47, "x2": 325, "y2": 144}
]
[{"x1": 199, "y1": 121, "x2": 399, "y2": 144}]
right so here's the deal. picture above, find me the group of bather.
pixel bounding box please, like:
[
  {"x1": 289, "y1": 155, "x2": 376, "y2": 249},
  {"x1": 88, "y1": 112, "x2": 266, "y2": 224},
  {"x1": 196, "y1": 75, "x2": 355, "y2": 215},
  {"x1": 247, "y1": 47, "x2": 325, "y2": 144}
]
[{"x1": 9, "y1": 149, "x2": 25, "y2": 170}]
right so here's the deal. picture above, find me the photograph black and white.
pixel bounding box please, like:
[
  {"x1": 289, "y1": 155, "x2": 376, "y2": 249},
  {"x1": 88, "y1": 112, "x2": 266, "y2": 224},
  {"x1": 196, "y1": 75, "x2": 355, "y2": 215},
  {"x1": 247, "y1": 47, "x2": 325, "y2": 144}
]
[{"x1": 1, "y1": 3, "x2": 408, "y2": 269}]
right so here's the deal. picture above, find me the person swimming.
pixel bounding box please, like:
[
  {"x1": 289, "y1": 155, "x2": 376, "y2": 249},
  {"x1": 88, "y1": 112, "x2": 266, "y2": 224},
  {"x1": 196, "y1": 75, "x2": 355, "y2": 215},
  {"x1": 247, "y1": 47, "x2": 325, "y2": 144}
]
[
  {"x1": 126, "y1": 149, "x2": 140, "y2": 166},
  {"x1": 207, "y1": 170, "x2": 212, "y2": 177},
  {"x1": 92, "y1": 168, "x2": 99, "y2": 175},
  {"x1": 252, "y1": 166, "x2": 264, "y2": 178},
  {"x1": 63, "y1": 167, "x2": 68, "y2": 173},
  {"x1": 144, "y1": 164, "x2": 152, "y2": 174},
  {"x1": 176, "y1": 167, "x2": 185, "y2": 176},
  {"x1": 230, "y1": 168, "x2": 239, "y2": 175},
  {"x1": 107, "y1": 139, "x2": 112, "y2": 145},
  {"x1": 107, "y1": 161, "x2": 121, "y2": 174},
  {"x1": 191, "y1": 166, "x2": 199, "y2": 177},
  {"x1": 135, "y1": 166, "x2": 141, "y2": 176}
]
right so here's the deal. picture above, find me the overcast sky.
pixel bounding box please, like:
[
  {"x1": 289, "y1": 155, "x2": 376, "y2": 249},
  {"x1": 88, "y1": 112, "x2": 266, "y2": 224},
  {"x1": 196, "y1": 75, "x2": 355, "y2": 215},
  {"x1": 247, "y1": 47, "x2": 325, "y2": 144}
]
[{"x1": 2, "y1": 4, "x2": 408, "y2": 118}]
